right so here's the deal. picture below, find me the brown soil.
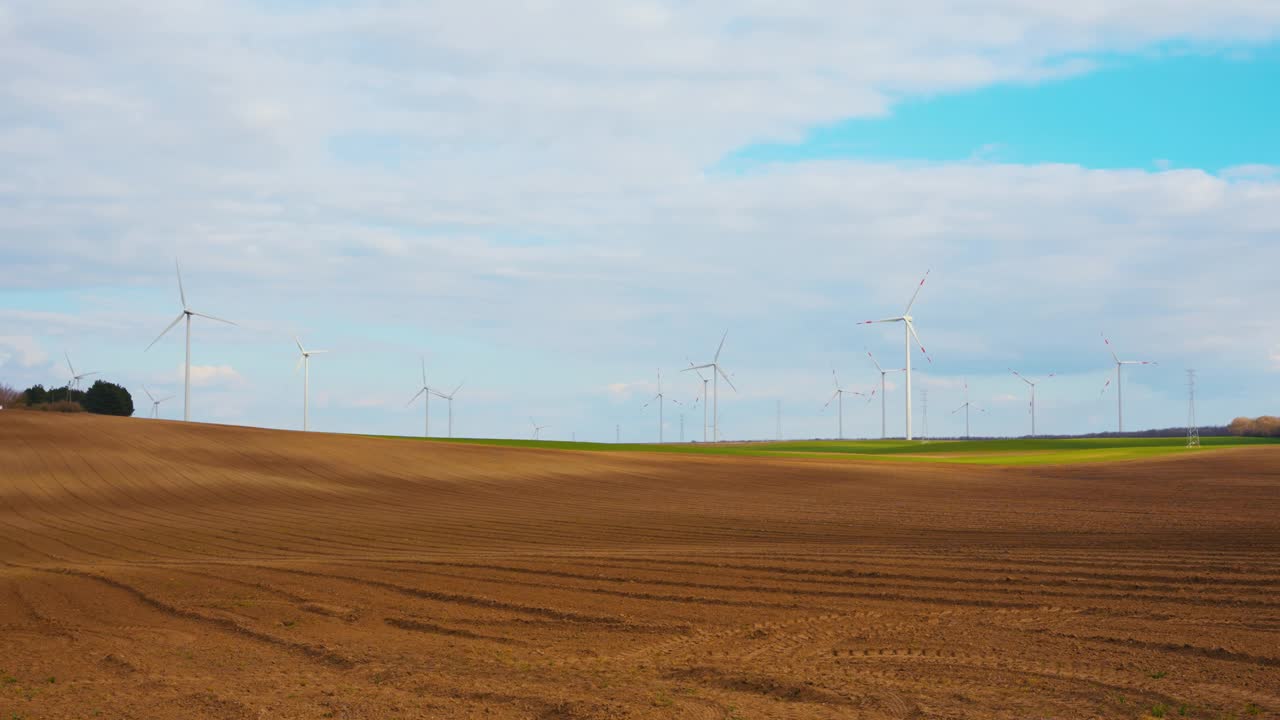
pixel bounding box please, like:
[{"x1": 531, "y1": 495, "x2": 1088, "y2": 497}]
[{"x1": 2, "y1": 411, "x2": 1278, "y2": 719}]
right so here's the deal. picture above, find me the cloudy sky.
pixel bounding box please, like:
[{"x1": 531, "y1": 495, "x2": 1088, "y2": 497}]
[{"x1": 2, "y1": 1, "x2": 1278, "y2": 441}]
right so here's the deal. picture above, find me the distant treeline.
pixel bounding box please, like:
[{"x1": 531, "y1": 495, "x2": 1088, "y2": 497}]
[
  {"x1": 2, "y1": 381, "x2": 135, "y2": 416},
  {"x1": 1228, "y1": 416, "x2": 1280, "y2": 438}
]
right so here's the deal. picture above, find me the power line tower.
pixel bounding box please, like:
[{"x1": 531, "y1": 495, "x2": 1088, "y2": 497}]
[{"x1": 1186, "y1": 369, "x2": 1200, "y2": 448}]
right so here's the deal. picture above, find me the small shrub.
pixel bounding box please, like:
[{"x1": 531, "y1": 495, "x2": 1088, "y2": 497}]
[{"x1": 1150, "y1": 703, "x2": 1168, "y2": 718}]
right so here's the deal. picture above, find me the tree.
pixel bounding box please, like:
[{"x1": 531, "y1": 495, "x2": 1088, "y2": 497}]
[
  {"x1": 22, "y1": 384, "x2": 49, "y2": 405},
  {"x1": 83, "y1": 380, "x2": 134, "y2": 417},
  {"x1": 0, "y1": 382, "x2": 20, "y2": 407}
]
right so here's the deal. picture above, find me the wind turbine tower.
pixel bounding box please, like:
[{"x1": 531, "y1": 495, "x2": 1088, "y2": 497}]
[
  {"x1": 146, "y1": 260, "x2": 236, "y2": 422},
  {"x1": 1186, "y1": 369, "x2": 1200, "y2": 448},
  {"x1": 866, "y1": 350, "x2": 905, "y2": 439},
  {"x1": 295, "y1": 337, "x2": 328, "y2": 432},
  {"x1": 1100, "y1": 334, "x2": 1157, "y2": 433},
  {"x1": 430, "y1": 382, "x2": 464, "y2": 438},
  {"x1": 142, "y1": 385, "x2": 173, "y2": 419},
  {"x1": 530, "y1": 417, "x2": 550, "y2": 440},
  {"x1": 822, "y1": 369, "x2": 869, "y2": 440},
  {"x1": 859, "y1": 271, "x2": 932, "y2": 440},
  {"x1": 1010, "y1": 369, "x2": 1054, "y2": 437},
  {"x1": 950, "y1": 379, "x2": 984, "y2": 439},
  {"x1": 643, "y1": 370, "x2": 680, "y2": 443},
  {"x1": 406, "y1": 358, "x2": 434, "y2": 437},
  {"x1": 684, "y1": 331, "x2": 736, "y2": 442}
]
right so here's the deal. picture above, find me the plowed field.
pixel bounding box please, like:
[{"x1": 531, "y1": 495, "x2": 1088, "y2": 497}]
[{"x1": 2, "y1": 412, "x2": 1278, "y2": 719}]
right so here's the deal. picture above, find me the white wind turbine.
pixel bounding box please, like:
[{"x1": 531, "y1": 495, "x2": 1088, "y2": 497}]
[
  {"x1": 950, "y1": 379, "x2": 985, "y2": 439},
  {"x1": 1100, "y1": 334, "x2": 1156, "y2": 433},
  {"x1": 822, "y1": 369, "x2": 872, "y2": 440},
  {"x1": 858, "y1": 271, "x2": 932, "y2": 440},
  {"x1": 1010, "y1": 368, "x2": 1055, "y2": 437},
  {"x1": 430, "y1": 382, "x2": 464, "y2": 438},
  {"x1": 683, "y1": 331, "x2": 736, "y2": 442},
  {"x1": 406, "y1": 357, "x2": 434, "y2": 438},
  {"x1": 642, "y1": 369, "x2": 680, "y2": 443},
  {"x1": 865, "y1": 349, "x2": 905, "y2": 440},
  {"x1": 64, "y1": 352, "x2": 99, "y2": 391},
  {"x1": 142, "y1": 385, "x2": 173, "y2": 419},
  {"x1": 687, "y1": 364, "x2": 711, "y2": 442},
  {"x1": 295, "y1": 337, "x2": 328, "y2": 432},
  {"x1": 146, "y1": 260, "x2": 236, "y2": 422},
  {"x1": 530, "y1": 417, "x2": 550, "y2": 440}
]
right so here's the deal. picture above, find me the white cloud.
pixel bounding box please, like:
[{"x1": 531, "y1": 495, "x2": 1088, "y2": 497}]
[
  {"x1": 0, "y1": 335, "x2": 49, "y2": 368},
  {"x1": 180, "y1": 364, "x2": 243, "y2": 388}
]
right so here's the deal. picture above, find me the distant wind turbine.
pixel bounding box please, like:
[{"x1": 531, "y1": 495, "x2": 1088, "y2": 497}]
[
  {"x1": 1100, "y1": 334, "x2": 1156, "y2": 433},
  {"x1": 430, "y1": 381, "x2": 464, "y2": 438},
  {"x1": 687, "y1": 363, "x2": 711, "y2": 442},
  {"x1": 406, "y1": 357, "x2": 434, "y2": 437},
  {"x1": 142, "y1": 385, "x2": 173, "y2": 419},
  {"x1": 64, "y1": 352, "x2": 99, "y2": 391},
  {"x1": 295, "y1": 337, "x2": 328, "y2": 432},
  {"x1": 822, "y1": 369, "x2": 872, "y2": 440},
  {"x1": 950, "y1": 379, "x2": 985, "y2": 439},
  {"x1": 145, "y1": 260, "x2": 236, "y2": 422},
  {"x1": 858, "y1": 271, "x2": 932, "y2": 440},
  {"x1": 684, "y1": 331, "x2": 736, "y2": 442},
  {"x1": 866, "y1": 349, "x2": 905, "y2": 439},
  {"x1": 642, "y1": 369, "x2": 680, "y2": 443},
  {"x1": 1010, "y1": 368, "x2": 1054, "y2": 437},
  {"x1": 530, "y1": 417, "x2": 550, "y2": 440}
]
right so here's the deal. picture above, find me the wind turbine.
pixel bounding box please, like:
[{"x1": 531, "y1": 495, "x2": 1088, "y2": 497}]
[
  {"x1": 406, "y1": 357, "x2": 434, "y2": 438},
  {"x1": 142, "y1": 385, "x2": 173, "y2": 419},
  {"x1": 530, "y1": 417, "x2": 550, "y2": 440},
  {"x1": 64, "y1": 352, "x2": 99, "y2": 391},
  {"x1": 430, "y1": 382, "x2": 464, "y2": 438},
  {"x1": 858, "y1": 271, "x2": 932, "y2": 440},
  {"x1": 295, "y1": 337, "x2": 328, "y2": 432},
  {"x1": 865, "y1": 350, "x2": 905, "y2": 439},
  {"x1": 145, "y1": 260, "x2": 236, "y2": 422},
  {"x1": 642, "y1": 370, "x2": 680, "y2": 443},
  {"x1": 683, "y1": 331, "x2": 736, "y2": 442},
  {"x1": 1010, "y1": 369, "x2": 1054, "y2": 437},
  {"x1": 1100, "y1": 334, "x2": 1156, "y2": 433},
  {"x1": 821, "y1": 369, "x2": 872, "y2": 440},
  {"x1": 950, "y1": 379, "x2": 985, "y2": 439},
  {"x1": 687, "y1": 363, "x2": 711, "y2": 442}
]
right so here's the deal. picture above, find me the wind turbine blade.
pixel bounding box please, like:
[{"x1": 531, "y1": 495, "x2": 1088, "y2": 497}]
[
  {"x1": 295, "y1": 355, "x2": 304, "y2": 372},
  {"x1": 159, "y1": 395, "x2": 173, "y2": 402},
  {"x1": 175, "y1": 259, "x2": 187, "y2": 309},
  {"x1": 65, "y1": 351, "x2": 75, "y2": 376},
  {"x1": 429, "y1": 389, "x2": 449, "y2": 400},
  {"x1": 717, "y1": 366, "x2": 737, "y2": 392},
  {"x1": 858, "y1": 317, "x2": 903, "y2": 325},
  {"x1": 80, "y1": 371, "x2": 99, "y2": 378},
  {"x1": 907, "y1": 322, "x2": 932, "y2": 363},
  {"x1": 831, "y1": 368, "x2": 841, "y2": 389},
  {"x1": 669, "y1": 398, "x2": 682, "y2": 406},
  {"x1": 903, "y1": 269, "x2": 931, "y2": 315},
  {"x1": 951, "y1": 404, "x2": 965, "y2": 414},
  {"x1": 189, "y1": 310, "x2": 236, "y2": 326},
  {"x1": 1010, "y1": 369, "x2": 1033, "y2": 386},
  {"x1": 683, "y1": 363, "x2": 714, "y2": 372},
  {"x1": 295, "y1": 336, "x2": 305, "y2": 354},
  {"x1": 866, "y1": 350, "x2": 884, "y2": 373},
  {"x1": 146, "y1": 312, "x2": 186, "y2": 351},
  {"x1": 1098, "y1": 376, "x2": 1112, "y2": 397},
  {"x1": 451, "y1": 381, "x2": 464, "y2": 397},
  {"x1": 143, "y1": 384, "x2": 156, "y2": 402},
  {"x1": 309, "y1": 350, "x2": 329, "y2": 354},
  {"x1": 406, "y1": 388, "x2": 425, "y2": 406},
  {"x1": 714, "y1": 330, "x2": 728, "y2": 363},
  {"x1": 1102, "y1": 333, "x2": 1120, "y2": 364},
  {"x1": 822, "y1": 389, "x2": 838, "y2": 410}
]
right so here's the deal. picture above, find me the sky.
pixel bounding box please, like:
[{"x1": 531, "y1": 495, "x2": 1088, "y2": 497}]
[{"x1": 1, "y1": 1, "x2": 1278, "y2": 442}]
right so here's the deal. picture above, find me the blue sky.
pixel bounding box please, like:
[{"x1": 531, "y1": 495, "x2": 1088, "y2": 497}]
[{"x1": 1, "y1": 2, "x2": 1278, "y2": 441}]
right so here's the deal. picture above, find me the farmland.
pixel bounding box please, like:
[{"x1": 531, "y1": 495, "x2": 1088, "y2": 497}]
[{"x1": 3, "y1": 411, "x2": 1279, "y2": 719}]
